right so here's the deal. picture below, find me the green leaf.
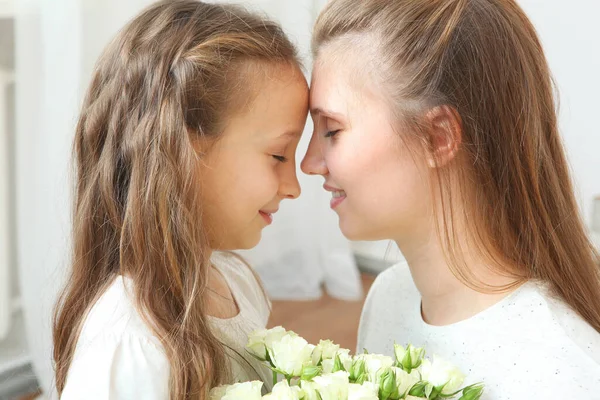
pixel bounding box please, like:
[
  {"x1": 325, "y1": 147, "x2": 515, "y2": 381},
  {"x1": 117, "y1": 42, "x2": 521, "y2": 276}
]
[
  {"x1": 300, "y1": 365, "x2": 322, "y2": 381},
  {"x1": 378, "y1": 369, "x2": 399, "y2": 400},
  {"x1": 267, "y1": 365, "x2": 289, "y2": 380},
  {"x1": 438, "y1": 384, "x2": 465, "y2": 398},
  {"x1": 403, "y1": 349, "x2": 413, "y2": 372},
  {"x1": 266, "y1": 348, "x2": 277, "y2": 369},
  {"x1": 408, "y1": 381, "x2": 428, "y2": 397},
  {"x1": 355, "y1": 372, "x2": 367, "y2": 385},
  {"x1": 332, "y1": 354, "x2": 346, "y2": 373},
  {"x1": 424, "y1": 383, "x2": 434, "y2": 399},
  {"x1": 458, "y1": 383, "x2": 485, "y2": 400},
  {"x1": 246, "y1": 348, "x2": 267, "y2": 363},
  {"x1": 349, "y1": 359, "x2": 366, "y2": 383},
  {"x1": 428, "y1": 385, "x2": 445, "y2": 400},
  {"x1": 398, "y1": 344, "x2": 425, "y2": 373}
]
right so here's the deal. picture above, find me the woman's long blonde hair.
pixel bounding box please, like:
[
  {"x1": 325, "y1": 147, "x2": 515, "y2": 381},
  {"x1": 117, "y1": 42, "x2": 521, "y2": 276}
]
[
  {"x1": 52, "y1": 1, "x2": 299, "y2": 398},
  {"x1": 314, "y1": 0, "x2": 600, "y2": 332}
]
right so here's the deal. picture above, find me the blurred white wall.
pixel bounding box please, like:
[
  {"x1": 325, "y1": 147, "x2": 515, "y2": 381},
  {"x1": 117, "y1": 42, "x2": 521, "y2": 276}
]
[
  {"x1": 519, "y1": 0, "x2": 600, "y2": 227},
  {"x1": 15, "y1": 1, "x2": 83, "y2": 397}
]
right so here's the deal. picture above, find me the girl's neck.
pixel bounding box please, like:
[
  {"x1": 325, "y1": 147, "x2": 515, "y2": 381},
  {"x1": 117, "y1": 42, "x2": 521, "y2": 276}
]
[
  {"x1": 396, "y1": 224, "x2": 521, "y2": 326},
  {"x1": 206, "y1": 262, "x2": 240, "y2": 319}
]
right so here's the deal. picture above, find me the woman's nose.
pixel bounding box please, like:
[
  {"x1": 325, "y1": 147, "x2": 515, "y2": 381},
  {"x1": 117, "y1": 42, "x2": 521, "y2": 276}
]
[{"x1": 301, "y1": 132, "x2": 328, "y2": 176}]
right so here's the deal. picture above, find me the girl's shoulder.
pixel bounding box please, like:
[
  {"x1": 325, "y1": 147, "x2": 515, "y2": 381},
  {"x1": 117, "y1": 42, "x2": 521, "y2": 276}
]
[
  {"x1": 212, "y1": 251, "x2": 258, "y2": 280},
  {"x1": 76, "y1": 276, "x2": 160, "y2": 345},
  {"x1": 62, "y1": 276, "x2": 170, "y2": 399},
  {"x1": 212, "y1": 251, "x2": 271, "y2": 319}
]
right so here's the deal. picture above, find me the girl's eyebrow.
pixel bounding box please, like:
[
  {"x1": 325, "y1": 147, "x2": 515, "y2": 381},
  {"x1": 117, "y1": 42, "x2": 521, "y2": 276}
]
[{"x1": 276, "y1": 130, "x2": 302, "y2": 139}]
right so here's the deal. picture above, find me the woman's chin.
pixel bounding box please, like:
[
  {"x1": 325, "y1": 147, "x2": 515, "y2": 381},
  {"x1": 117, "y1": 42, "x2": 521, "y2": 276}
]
[
  {"x1": 340, "y1": 222, "x2": 370, "y2": 241},
  {"x1": 340, "y1": 219, "x2": 391, "y2": 242}
]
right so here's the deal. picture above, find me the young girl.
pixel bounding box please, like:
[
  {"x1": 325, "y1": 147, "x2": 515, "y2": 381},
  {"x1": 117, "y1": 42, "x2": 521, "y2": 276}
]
[
  {"x1": 52, "y1": 1, "x2": 308, "y2": 398},
  {"x1": 302, "y1": 0, "x2": 600, "y2": 397}
]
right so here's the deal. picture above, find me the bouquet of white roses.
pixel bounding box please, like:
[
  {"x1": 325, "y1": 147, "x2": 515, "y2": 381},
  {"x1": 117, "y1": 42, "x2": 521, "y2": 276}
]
[{"x1": 210, "y1": 326, "x2": 484, "y2": 400}]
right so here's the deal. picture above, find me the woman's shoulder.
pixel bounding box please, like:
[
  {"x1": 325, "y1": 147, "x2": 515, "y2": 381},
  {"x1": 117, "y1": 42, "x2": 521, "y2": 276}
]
[
  {"x1": 360, "y1": 261, "x2": 418, "y2": 326},
  {"x1": 534, "y1": 283, "x2": 600, "y2": 365},
  {"x1": 367, "y1": 261, "x2": 418, "y2": 302},
  {"x1": 495, "y1": 281, "x2": 600, "y2": 381},
  {"x1": 478, "y1": 282, "x2": 600, "y2": 394}
]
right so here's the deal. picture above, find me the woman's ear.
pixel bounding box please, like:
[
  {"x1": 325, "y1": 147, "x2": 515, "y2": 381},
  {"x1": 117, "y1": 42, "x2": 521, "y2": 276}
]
[{"x1": 424, "y1": 105, "x2": 462, "y2": 168}]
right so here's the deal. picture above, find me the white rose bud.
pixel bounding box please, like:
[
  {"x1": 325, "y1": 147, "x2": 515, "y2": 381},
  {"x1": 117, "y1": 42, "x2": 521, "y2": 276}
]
[
  {"x1": 392, "y1": 366, "x2": 420, "y2": 397},
  {"x1": 299, "y1": 380, "x2": 319, "y2": 400},
  {"x1": 247, "y1": 329, "x2": 269, "y2": 360},
  {"x1": 321, "y1": 349, "x2": 352, "y2": 374},
  {"x1": 270, "y1": 333, "x2": 315, "y2": 377},
  {"x1": 419, "y1": 356, "x2": 466, "y2": 395},
  {"x1": 321, "y1": 359, "x2": 334, "y2": 375},
  {"x1": 209, "y1": 385, "x2": 228, "y2": 400},
  {"x1": 348, "y1": 382, "x2": 379, "y2": 400},
  {"x1": 209, "y1": 381, "x2": 263, "y2": 400},
  {"x1": 394, "y1": 344, "x2": 425, "y2": 372},
  {"x1": 265, "y1": 327, "x2": 291, "y2": 349},
  {"x1": 246, "y1": 327, "x2": 289, "y2": 362},
  {"x1": 336, "y1": 349, "x2": 353, "y2": 371},
  {"x1": 312, "y1": 340, "x2": 345, "y2": 365},
  {"x1": 261, "y1": 380, "x2": 304, "y2": 400},
  {"x1": 354, "y1": 354, "x2": 394, "y2": 383},
  {"x1": 308, "y1": 371, "x2": 350, "y2": 400}
]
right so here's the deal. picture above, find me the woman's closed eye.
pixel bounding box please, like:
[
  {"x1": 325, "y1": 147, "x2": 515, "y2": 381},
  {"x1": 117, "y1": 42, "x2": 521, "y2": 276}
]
[{"x1": 325, "y1": 129, "x2": 340, "y2": 138}]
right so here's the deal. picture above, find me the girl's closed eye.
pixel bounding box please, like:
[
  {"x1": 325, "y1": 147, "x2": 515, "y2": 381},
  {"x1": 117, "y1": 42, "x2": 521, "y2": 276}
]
[
  {"x1": 270, "y1": 139, "x2": 295, "y2": 163},
  {"x1": 272, "y1": 154, "x2": 288, "y2": 163},
  {"x1": 270, "y1": 145, "x2": 289, "y2": 163}
]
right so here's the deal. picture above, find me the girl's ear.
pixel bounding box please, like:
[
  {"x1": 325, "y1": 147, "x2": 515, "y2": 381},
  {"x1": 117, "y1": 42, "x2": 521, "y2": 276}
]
[
  {"x1": 190, "y1": 130, "x2": 213, "y2": 160},
  {"x1": 423, "y1": 105, "x2": 463, "y2": 168}
]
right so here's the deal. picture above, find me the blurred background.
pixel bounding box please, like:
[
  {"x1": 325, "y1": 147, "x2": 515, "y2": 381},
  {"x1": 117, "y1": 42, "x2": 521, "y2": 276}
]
[{"x1": 0, "y1": 0, "x2": 598, "y2": 399}]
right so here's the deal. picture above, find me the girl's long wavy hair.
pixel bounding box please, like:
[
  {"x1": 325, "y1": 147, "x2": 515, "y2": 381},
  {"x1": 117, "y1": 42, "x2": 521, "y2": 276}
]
[
  {"x1": 314, "y1": 0, "x2": 600, "y2": 332},
  {"x1": 52, "y1": 1, "x2": 299, "y2": 398}
]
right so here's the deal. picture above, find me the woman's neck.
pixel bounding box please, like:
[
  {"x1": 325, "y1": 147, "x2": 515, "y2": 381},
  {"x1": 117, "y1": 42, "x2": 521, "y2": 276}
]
[{"x1": 395, "y1": 224, "x2": 521, "y2": 326}]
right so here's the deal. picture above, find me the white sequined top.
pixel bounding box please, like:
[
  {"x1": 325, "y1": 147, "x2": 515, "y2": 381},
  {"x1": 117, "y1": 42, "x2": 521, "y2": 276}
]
[{"x1": 358, "y1": 261, "x2": 600, "y2": 399}]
